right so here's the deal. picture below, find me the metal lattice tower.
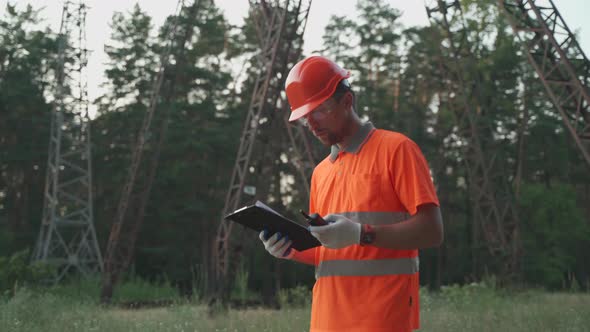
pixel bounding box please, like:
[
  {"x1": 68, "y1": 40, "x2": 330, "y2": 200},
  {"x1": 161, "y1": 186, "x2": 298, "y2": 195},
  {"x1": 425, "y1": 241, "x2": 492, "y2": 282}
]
[
  {"x1": 212, "y1": 0, "x2": 314, "y2": 301},
  {"x1": 33, "y1": 1, "x2": 103, "y2": 281},
  {"x1": 100, "y1": 0, "x2": 202, "y2": 303},
  {"x1": 425, "y1": 0, "x2": 521, "y2": 276},
  {"x1": 500, "y1": 0, "x2": 590, "y2": 167}
]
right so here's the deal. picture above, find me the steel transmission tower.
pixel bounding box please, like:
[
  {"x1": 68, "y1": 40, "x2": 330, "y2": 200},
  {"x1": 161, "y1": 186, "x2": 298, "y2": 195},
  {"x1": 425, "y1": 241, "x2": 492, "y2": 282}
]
[
  {"x1": 212, "y1": 0, "x2": 314, "y2": 302},
  {"x1": 425, "y1": 0, "x2": 521, "y2": 277},
  {"x1": 33, "y1": 1, "x2": 102, "y2": 281},
  {"x1": 100, "y1": 0, "x2": 202, "y2": 303},
  {"x1": 500, "y1": 0, "x2": 590, "y2": 168}
]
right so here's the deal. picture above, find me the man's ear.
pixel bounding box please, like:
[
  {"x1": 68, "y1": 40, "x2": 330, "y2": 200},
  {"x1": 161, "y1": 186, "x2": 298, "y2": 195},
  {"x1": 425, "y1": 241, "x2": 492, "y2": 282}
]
[{"x1": 342, "y1": 91, "x2": 353, "y2": 110}]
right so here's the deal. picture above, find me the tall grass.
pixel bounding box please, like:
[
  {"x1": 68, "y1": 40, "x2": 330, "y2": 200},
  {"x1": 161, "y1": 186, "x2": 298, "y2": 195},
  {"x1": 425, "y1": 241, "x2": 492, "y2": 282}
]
[
  {"x1": 1, "y1": 280, "x2": 589, "y2": 331},
  {"x1": 41, "y1": 275, "x2": 179, "y2": 304},
  {"x1": 420, "y1": 283, "x2": 590, "y2": 331}
]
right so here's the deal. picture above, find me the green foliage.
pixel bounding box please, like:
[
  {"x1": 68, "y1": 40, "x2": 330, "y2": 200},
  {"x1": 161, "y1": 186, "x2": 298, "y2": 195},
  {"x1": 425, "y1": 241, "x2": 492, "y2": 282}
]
[
  {"x1": 322, "y1": 0, "x2": 403, "y2": 127},
  {"x1": 1, "y1": 0, "x2": 589, "y2": 302},
  {"x1": 42, "y1": 274, "x2": 179, "y2": 304},
  {"x1": 114, "y1": 275, "x2": 179, "y2": 303},
  {"x1": 91, "y1": 0, "x2": 240, "y2": 290},
  {"x1": 519, "y1": 183, "x2": 590, "y2": 289},
  {"x1": 231, "y1": 263, "x2": 251, "y2": 303},
  {"x1": 0, "y1": 249, "x2": 53, "y2": 296},
  {"x1": 96, "y1": 3, "x2": 157, "y2": 112},
  {"x1": 420, "y1": 286, "x2": 590, "y2": 331},
  {"x1": 0, "y1": 3, "x2": 56, "y2": 255},
  {"x1": 0, "y1": 286, "x2": 589, "y2": 331},
  {"x1": 437, "y1": 278, "x2": 498, "y2": 306},
  {"x1": 277, "y1": 284, "x2": 312, "y2": 308}
]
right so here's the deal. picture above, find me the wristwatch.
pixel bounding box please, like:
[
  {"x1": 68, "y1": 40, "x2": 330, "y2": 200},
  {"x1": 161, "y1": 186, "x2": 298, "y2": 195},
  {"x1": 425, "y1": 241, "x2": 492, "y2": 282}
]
[{"x1": 360, "y1": 224, "x2": 376, "y2": 246}]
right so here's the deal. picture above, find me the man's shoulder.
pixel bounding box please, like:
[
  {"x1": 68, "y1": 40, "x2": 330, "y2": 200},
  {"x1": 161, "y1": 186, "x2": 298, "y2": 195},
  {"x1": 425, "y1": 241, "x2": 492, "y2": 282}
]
[
  {"x1": 371, "y1": 128, "x2": 411, "y2": 147},
  {"x1": 315, "y1": 155, "x2": 333, "y2": 169}
]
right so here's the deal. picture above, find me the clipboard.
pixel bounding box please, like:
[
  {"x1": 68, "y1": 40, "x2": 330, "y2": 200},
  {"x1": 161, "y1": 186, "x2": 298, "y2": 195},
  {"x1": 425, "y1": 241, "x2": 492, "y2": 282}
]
[{"x1": 224, "y1": 201, "x2": 321, "y2": 251}]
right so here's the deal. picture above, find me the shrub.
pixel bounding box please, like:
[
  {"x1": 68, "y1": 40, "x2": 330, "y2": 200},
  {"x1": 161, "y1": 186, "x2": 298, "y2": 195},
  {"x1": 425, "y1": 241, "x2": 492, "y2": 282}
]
[
  {"x1": 0, "y1": 249, "x2": 54, "y2": 297},
  {"x1": 277, "y1": 284, "x2": 312, "y2": 308},
  {"x1": 518, "y1": 183, "x2": 590, "y2": 289}
]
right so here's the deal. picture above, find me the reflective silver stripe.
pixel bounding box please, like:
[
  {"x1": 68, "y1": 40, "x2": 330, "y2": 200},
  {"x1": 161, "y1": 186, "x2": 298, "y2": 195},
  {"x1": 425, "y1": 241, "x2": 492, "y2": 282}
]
[
  {"x1": 315, "y1": 257, "x2": 419, "y2": 279},
  {"x1": 333, "y1": 211, "x2": 410, "y2": 225}
]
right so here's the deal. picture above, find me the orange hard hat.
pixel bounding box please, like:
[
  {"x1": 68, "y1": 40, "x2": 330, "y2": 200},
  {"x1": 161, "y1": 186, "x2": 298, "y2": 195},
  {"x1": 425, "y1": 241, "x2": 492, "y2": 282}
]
[{"x1": 285, "y1": 56, "x2": 350, "y2": 122}]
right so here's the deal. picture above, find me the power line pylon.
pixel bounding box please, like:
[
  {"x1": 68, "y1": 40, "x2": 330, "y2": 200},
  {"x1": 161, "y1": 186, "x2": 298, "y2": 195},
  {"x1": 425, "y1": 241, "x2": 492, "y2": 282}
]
[
  {"x1": 33, "y1": 0, "x2": 102, "y2": 282},
  {"x1": 100, "y1": 0, "x2": 202, "y2": 303},
  {"x1": 211, "y1": 0, "x2": 314, "y2": 304},
  {"x1": 500, "y1": 0, "x2": 590, "y2": 168},
  {"x1": 425, "y1": 0, "x2": 521, "y2": 278}
]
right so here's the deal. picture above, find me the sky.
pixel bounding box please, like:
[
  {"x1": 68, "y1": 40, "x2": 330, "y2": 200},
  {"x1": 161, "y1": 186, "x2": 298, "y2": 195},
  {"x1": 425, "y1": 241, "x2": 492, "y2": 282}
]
[{"x1": 1, "y1": 0, "x2": 588, "y2": 109}]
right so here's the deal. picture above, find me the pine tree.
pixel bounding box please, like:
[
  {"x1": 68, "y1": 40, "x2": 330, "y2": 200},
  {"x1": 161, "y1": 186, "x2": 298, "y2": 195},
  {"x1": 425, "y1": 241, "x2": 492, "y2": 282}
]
[{"x1": 0, "y1": 4, "x2": 57, "y2": 253}]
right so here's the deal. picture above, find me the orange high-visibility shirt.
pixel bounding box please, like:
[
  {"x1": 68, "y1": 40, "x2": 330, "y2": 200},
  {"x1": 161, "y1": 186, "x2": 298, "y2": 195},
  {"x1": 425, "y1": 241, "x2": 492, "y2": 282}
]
[{"x1": 301, "y1": 122, "x2": 439, "y2": 332}]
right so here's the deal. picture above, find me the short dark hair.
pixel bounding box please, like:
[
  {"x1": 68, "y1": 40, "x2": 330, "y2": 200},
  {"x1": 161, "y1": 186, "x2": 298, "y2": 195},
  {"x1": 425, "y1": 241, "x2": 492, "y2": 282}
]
[{"x1": 332, "y1": 79, "x2": 355, "y2": 110}]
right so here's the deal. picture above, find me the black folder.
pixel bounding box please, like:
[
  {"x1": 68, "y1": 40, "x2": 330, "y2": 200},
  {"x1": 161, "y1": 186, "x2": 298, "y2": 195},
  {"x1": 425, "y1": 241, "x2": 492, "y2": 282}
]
[{"x1": 224, "y1": 201, "x2": 321, "y2": 251}]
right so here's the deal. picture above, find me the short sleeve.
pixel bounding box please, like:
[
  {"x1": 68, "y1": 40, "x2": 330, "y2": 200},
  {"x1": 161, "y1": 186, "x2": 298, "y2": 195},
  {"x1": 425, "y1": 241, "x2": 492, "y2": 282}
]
[{"x1": 390, "y1": 138, "x2": 439, "y2": 215}]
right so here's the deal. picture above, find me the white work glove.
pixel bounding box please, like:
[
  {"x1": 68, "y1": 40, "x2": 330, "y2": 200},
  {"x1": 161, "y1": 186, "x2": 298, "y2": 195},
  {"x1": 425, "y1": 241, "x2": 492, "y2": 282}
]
[
  {"x1": 309, "y1": 214, "x2": 361, "y2": 249},
  {"x1": 259, "y1": 230, "x2": 296, "y2": 259}
]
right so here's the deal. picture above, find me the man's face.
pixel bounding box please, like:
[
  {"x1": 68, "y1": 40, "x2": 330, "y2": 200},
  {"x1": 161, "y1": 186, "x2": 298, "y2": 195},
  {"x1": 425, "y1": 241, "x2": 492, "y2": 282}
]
[{"x1": 298, "y1": 94, "x2": 348, "y2": 146}]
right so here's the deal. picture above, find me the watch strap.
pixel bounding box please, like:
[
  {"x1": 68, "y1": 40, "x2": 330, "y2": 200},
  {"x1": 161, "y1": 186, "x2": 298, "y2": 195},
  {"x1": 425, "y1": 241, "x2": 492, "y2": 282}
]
[{"x1": 360, "y1": 224, "x2": 376, "y2": 246}]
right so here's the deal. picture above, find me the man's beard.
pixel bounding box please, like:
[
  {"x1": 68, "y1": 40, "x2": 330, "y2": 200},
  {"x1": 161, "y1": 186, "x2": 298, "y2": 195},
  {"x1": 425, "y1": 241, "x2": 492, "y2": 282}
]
[{"x1": 317, "y1": 131, "x2": 341, "y2": 146}]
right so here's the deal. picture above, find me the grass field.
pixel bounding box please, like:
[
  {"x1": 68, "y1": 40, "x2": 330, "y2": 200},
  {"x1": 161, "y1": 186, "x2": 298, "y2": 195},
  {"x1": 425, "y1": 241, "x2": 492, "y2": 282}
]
[{"x1": 1, "y1": 282, "x2": 589, "y2": 331}]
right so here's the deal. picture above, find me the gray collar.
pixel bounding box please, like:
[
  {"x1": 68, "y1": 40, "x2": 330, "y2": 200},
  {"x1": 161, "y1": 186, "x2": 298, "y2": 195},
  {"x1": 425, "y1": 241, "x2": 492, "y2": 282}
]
[{"x1": 329, "y1": 122, "x2": 376, "y2": 162}]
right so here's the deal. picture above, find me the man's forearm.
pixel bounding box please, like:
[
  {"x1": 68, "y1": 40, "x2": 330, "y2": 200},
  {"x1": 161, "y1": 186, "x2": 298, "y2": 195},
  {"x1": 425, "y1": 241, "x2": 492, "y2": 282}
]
[{"x1": 372, "y1": 204, "x2": 443, "y2": 250}]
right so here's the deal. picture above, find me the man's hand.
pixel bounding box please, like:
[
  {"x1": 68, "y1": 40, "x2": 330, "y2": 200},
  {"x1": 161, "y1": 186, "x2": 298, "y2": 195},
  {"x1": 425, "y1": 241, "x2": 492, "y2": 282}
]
[
  {"x1": 309, "y1": 214, "x2": 361, "y2": 249},
  {"x1": 259, "y1": 230, "x2": 295, "y2": 259}
]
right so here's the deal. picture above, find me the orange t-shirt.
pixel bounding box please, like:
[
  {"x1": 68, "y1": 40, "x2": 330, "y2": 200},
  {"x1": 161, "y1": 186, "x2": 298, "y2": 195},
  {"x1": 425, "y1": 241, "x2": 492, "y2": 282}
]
[{"x1": 299, "y1": 122, "x2": 439, "y2": 332}]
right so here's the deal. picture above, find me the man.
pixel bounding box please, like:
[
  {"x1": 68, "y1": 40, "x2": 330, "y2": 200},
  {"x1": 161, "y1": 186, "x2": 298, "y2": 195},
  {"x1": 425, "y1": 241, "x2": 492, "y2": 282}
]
[{"x1": 259, "y1": 55, "x2": 443, "y2": 332}]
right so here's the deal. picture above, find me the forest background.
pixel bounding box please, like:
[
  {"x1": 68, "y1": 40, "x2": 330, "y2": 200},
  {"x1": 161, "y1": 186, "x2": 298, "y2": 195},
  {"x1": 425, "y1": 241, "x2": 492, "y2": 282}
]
[{"x1": 1, "y1": 0, "x2": 589, "y2": 305}]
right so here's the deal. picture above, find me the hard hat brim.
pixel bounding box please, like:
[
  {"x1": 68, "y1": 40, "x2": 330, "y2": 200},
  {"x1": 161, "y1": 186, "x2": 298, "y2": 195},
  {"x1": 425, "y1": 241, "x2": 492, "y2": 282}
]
[{"x1": 288, "y1": 94, "x2": 330, "y2": 122}]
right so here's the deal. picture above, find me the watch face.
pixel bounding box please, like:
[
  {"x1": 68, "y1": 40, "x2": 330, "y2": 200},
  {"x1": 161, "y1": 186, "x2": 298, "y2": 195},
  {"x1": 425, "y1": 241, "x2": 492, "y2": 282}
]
[
  {"x1": 361, "y1": 225, "x2": 375, "y2": 245},
  {"x1": 362, "y1": 233, "x2": 375, "y2": 244}
]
